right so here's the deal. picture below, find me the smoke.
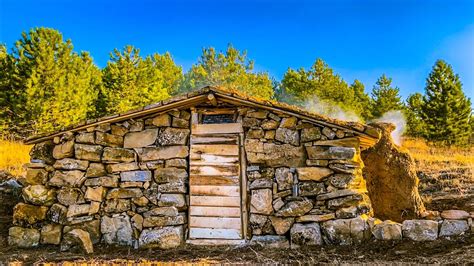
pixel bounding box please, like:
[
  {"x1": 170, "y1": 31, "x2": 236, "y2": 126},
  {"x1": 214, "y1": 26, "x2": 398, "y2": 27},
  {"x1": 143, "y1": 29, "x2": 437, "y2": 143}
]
[
  {"x1": 373, "y1": 110, "x2": 407, "y2": 145},
  {"x1": 304, "y1": 96, "x2": 362, "y2": 122}
]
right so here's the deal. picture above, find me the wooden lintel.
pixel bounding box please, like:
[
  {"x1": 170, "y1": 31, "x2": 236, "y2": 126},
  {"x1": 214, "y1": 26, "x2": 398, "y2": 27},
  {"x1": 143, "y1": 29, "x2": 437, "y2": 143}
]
[{"x1": 207, "y1": 93, "x2": 218, "y2": 106}]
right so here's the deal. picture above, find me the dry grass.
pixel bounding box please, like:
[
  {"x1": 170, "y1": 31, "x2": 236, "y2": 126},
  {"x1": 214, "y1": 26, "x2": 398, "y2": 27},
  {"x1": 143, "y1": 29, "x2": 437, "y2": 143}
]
[{"x1": 0, "y1": 139, "x2": 31, "y2": 177}]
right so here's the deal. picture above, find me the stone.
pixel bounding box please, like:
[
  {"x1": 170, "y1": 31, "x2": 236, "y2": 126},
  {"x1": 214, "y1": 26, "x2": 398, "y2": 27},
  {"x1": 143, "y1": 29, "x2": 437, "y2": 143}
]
[
  {"x1": 439, "y1": 220, "x2": 469, "y2": 237},
  {"x1": 264, "y1": 130, "x2": 276, "y2": 139},
  {"x1": 67, "y1": 204, "x2": 91, "y2": 217},
  {"x1": 158, "y1": 194, "x2": 186, "y2": 210},
  {"x1": 76, "y1": 132, "x2": 95, "y2": 144},
  {"x1": 298, "y1": 182, "x2": 326, "y2": 196},
  {"x1": 296, "y1": 167, "x2": 333, "y2": 181},
  {"x1": 157, "y1": 128, "x2": 190, "y2": 146},
  {"x1": 30, "y1": 141, "x2": 55, "y2": 164},
  {"x1": 247, "y1": 110, "x2": 268, "y2": 119},
  {"x1": 247, "y1": 143, "x2": 306, "y2": 167},
  {"x1": 350, "y1": 216, "x2": 371, "y2": 243},
  {"x1": 402, "y1": 220, "x2": 439, "y2": 241},
  {"x1": 86, "y1": 163, "x2": 107, "y2": 177},
  {"x1": 280, "y1": 117, "x2": 297, "y2": 129},
  {"x1": 123, "y1": 129, "x2": 159, "y2": 148},
  {"x1": 327, "y1": 194, "x2": 366, "y2": 210},
  {"x1": 25, "y1": 168, "x2": 49, "y2": 185},
  {"x1": 249, "y1": 235, "x2": 290, "y2": 248},
  {"x1": 261, "y1": 120, "x2": 280, "y2": 130},
  {"x1": 121, "y1": 181, "x2": 143, "y2": 188},
  {"x1": 440, "y1": 210, "x2": 470, "y2": 220},
  {"x1": 129, "y1": 120, "x2": 144, "y2": 132},
  {"x1": 143, "y1": 213, "x2": 186, "y2": 227},
  {"x1": 22, "y1": 185, "x2": 56, "y2": 206},
  {"x1": 329, "y1": 174, "x2": 359, "y2": 189},
  {"x1": 85, "y1": 186, "x2": 105, "y2": 202},
  {"x1": 291, "y1": 223, "x2": 322, "y2": 247},
  {"x1": 329, "y1": 163, "x2": 358, "y2": 174},
  {"x1": 84, "y1": 176, "x2": 119, "y2": 187},
  {"x1": 158, "y1": 182, "x2": 186, "y2": 193},
  {"x1": 131, "y1": 213, "x2": 144, "y2": 231},
  {"x1": 321, "y1": 219, "x2": 352, "y2": 245},
  {"x1": 133, "y1": 196, "x2": 149, "y2": 207},
  {"x1": 313, "y1": 138, "x2": 360, "y2": 147},
  {"x1": 106, "y1": 162, "x2": 139, "y2": 173},
  {"x1": 144, "y1": 206, "x2": 179, "y2": 217},
  {"x1": 57, "y1": 188, "x2": 84, "y2": 206},
  {"x1": 8, "y1": 227, "x2": 40, "y2": 247},
  {"x1": 96, "y1": 123, "x2": 111, "y2": 132},
  {"x1": 250, "y1": 214, "x2": 268, "y2": 235},
  {"x1": 13, "y1": 203, "x2": 48, "y2": 225},
  {"x1": 275, "y1": 167, "x2": 293, "y2": 191},
  {"x1": 111, "y1": 125, "x2": 128, "y2": 136},
  {"x1": 61, "y1": 229, "x2": 93, "y2": 254},
  {"x1": 48, "y1": 203, "x2": 68, "y2": 224},
  {"x1": 249, "y1": 179, "x2": 273, "y2": 189},
  {"x1": 275, "y1": 128, "x2": 300, "y2": 146},
  {"x1": 306, "y1": 146, "x2": 356, "y2": 160},
  {"x1": 306, "y1": 159, "x2": 329, "y2": 167},
  {"x1": 296, "y1": 213, "x2": 335, "y2": 223},
  {"x1": 372, "y1": 220, "x2": 402, "y2": 240},
  {"x1": 101, "y1": 214, "x2": 133, "y2": 246},
  {"x1": 139, "y1": 226, "x2": 183, "y2": 249},
  {"x1": 154, "y1": 170, "x2": 186, "y2": 187},
  {"x1": 49, "y1": 170, "x2": 85, "y2": 187},
  {"x1": 321, "y1": 127, "x2": 336, "y2": 139},
  {"x1": 102, "y1": 147, "x2": 135, "y2": 162},
  {"x1": 54, "y1": 158, "x2": 89, "y2": 170},
  {"x1": 104, "y1": 199, "x2": 130, "y2": 213},
  {"x1": 152, "y1": 114, "x2": 171, "y2": 127},
  {"x1": 270, "y1": 216, "x2": 294, "y2": 235},
  {"x1": 63, "y1": 219, "x2": 101, "y2": 244},
  {"x1": 336, "y1": 206, "x2": 366, "y2": 219},
  {"x1": 41, "y1": 224, "x2": 62, "y2": 245},
  {"x1": 53, "y1": 140, "x2": 75, "y2": 159},
  {"x1": 247, "y1": 128, "x2": 265, "y2": 139},
  {"x1": 273, "y1": 198, "x2": 285, "y2": 211},
  {"x1": 242, "y1": 117, "x2": 261, "y2": 128},
  {"x1": 317, "y1": 189, "x2": 366, "y2": 200},
  {"x1": 250, "y1": 189, "x2": 273, "y2": 215},
  {"x1": 75, "y1": 144, "x2": 103, "y2": 162},
  {"x1": 107, "y1": 188, "x2": 143, "y2": 199},
  {"x1": 245, "y1": 139, "x2": 264, "y2": 153},
  {"x1": 301, "y1": 127, "x2": 322, "y2": 143},
  {"x1": 172, "y1": 117, "x2": 189, "y2": 128},
  {"x1": 165, "y1": 159, "x2": 187, "y2": 168},
  {"x1": 121, "y1": 170, "x2": 152, "y2": 182},
  {"x1": 96, "y1": 132, "x2": 124, "y2": 147},
  {"x1": 276, "y1": 200, "x2": 313, "y2": 217},
  {"x1": 138, "y1": 146, "x2": 189, "y2": 161}
]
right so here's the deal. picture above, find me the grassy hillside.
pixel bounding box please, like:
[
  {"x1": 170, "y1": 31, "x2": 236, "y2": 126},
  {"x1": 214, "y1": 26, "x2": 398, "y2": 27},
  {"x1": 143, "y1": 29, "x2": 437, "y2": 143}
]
[{"x1": 0, "y1": 139, "x2": 31, "y2": 178}]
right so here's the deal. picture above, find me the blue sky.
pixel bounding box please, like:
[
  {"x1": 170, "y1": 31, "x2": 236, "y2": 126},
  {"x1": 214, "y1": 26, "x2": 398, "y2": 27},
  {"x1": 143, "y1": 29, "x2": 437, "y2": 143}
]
[{"x1": 1, "y1": 0, "x2": 473, "y2": 101}]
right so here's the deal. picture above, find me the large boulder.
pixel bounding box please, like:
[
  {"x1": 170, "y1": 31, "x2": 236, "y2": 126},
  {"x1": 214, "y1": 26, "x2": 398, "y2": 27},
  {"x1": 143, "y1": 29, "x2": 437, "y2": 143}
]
[
  {"x1": 8, "y1": 227, "x2": 40, "y2": 247},
  {"x1": 402, "y1": 220, "x2": 438, "y2": 241},
  {"x1": 290, "y1": 223, "x2": 323, "y2": 247},
  {"x1": 60, "y1": 229, "x2": 93, "y2": 254},
  {"x1": 361, "y1": 123, "x2": 425, "y2": 222},
  {"x1": 101, "y1": 214, "x2": 133, "y2": 246},
  {"x1": 22, "y1": 185, "x2": 56, "y2": 206},
  {"x1": 139, "y1": 226, "x2": 183, "y2": 249}
]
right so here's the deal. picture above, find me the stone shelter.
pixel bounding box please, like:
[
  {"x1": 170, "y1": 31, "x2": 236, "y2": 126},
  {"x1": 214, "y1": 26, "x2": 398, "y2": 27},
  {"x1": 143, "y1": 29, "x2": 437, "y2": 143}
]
[{"x1": 10, "y1": 86, "x2": 471, "y2": 251}]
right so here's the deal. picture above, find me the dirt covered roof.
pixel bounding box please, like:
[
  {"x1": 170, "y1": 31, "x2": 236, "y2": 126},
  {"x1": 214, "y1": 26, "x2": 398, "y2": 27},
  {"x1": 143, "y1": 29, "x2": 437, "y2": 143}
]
[{"x1": 25, "y1": 86, "x2": 381, "y2": 145}]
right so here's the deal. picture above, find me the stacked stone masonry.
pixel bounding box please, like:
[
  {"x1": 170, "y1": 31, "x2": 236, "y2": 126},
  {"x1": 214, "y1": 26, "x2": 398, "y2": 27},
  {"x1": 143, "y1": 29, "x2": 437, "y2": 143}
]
[{"x1": 9, "y1": 106, "x2": 473, "y2": 252}]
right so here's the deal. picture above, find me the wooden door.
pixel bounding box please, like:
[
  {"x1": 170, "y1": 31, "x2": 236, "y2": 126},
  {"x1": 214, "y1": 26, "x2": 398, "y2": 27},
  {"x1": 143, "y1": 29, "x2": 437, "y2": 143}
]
[{"x1": 188, "y1": 109, "x2": 245, "y2": 240}]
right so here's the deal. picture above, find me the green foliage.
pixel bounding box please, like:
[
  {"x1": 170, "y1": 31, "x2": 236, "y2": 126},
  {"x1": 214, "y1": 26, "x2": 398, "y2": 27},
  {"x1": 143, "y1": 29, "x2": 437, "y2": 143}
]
[
  {"x1": 0, "y1": 44, "x2": 19, "y2": 135},
  {"x1": 6, "y1": 28, "x2": 100, "y2": 135},
  {"x1": 180, "y1": 45, "x2": 274, "y2": 100},
  {"x1": 101, "y1": 46, "x2": 182, "y2": 114},
  {"x1": 405, "y1": 93, "x2": 426, "y2": 137},
  {"x1": 280, "y1": 58, "x2": 371, "y2": 121},
  {"x1": 421, "y1": 60, "x2": 472, "y2": 145},
  {"x1": 350, "y1": 79, "x2": 373, "y2": 121},
  {"x1": 370, "y1": 74, "x2": 404, "y2": 118}
]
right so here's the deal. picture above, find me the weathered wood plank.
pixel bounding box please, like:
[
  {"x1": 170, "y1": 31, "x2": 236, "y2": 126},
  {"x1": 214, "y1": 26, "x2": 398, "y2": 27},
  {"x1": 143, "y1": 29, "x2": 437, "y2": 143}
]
[
  {"x1": 189, "y1": 228, "x2": 241, "y2": 239},
  {"x1": 191, "y1": 136, "x2": 238, "y2": 145},
  {"x1": 189, "y1": 206, "x2": 241, "y2": 217},
  {"x1": 190, "y1": 165, "x2": 239, "y2": 176},
  {"x1": 190, "y1": 185, "x2": 240, "y2": 197},
  {"x1": 191, "y1": 144, "x2": 239, "y2": 156},
  {"x1": 190, "y1": 175, "x2": 239, "y2": 186},
  {"x1": 189, "y1": 216, "x2": 241, "y2": 229},
  {"x1": 190, "y1": 196, "x2": 241, "y2": 207},
  {"x1": 192, "y1": 123, "x2": 243, "y2": 135},
  {"x1": 196, "y1": 108, "x2": 236, "y2": 115},
  {"x1": 186, "y1": 239, "x2": 246, "y2": 245},
  {"x1": 190, "y1": 154, "x2": 239, "y2": 166}
]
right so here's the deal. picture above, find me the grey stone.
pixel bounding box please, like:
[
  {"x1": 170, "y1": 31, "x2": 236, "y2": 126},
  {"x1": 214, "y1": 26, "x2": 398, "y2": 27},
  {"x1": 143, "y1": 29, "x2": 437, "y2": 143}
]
[
  {"x1": 48, "y1": 203, "x2": 68, "y2": 224},
  {"x1": 54, "y1": 158, "x2": 89, "y2": 170},
  {"x1": 439, "y1": 220, "x2": 469, "y2": 237},
  {"x1": 124, "y1": 128, "x2": 159, "y2": 148},
  {"x1": 165, "y1": 158, "x2": 187, "y2": 168},
  {"x1": 269, "y1": 216, "x2": 294, "y2": 235},
  {"x1": 101, "y1": 214, "x2": 133, "y2": 246},
  {"x1": 172, "y1": 117, "x2": 188, "y2": 128},
  {"x1": 22, "y1": 185, "x2": 56, "y2": 206},
  {"x1": 250, "y1": 189, "x2": 273, "y2": 215},
  {"x1": 298, "y1": 182, "x2": 326, "y2": 196},
  {"x1": 76, "y1": 132, "x2": 95, "y2": 144},
  {"x1": 104, "y1": 199, "x2": 130, "y2": 213},
  {"x1": 249, "y1": 179, "x2": 273, "y2": 189},
  {"x1": 84, "y1": 176, "x2": 119, "y2": 187},
  {"x1": 158, "y1": 194, "x2": 186, "y2": 210},
  {"x1": 154, "y1": 167, "x2": 187, "y2": 183},
  {"x1": 157, "y1": 127, "x2": 190, "y2": 146},
  {"x1": 291, "y1": 223, "x2": 322, "y2": 247},
  {"x1": 139, "y1": 226, "x2": 183, "y2": 249},
  {"x1": 322, "y1": 127, "x2": 336, "y2": 139},
  {"x1": 60, "y1": 229, "x2": 93, "y2": 254},
  {"x1": 372, "y1": 220, "x2": 402, "y2": 240},
  {"x1": 144, "y1": 206, "x2": 179, "y2": 217},
  {"x1": 75, "y1": 144, "x2": 103, "y2": 162},
  {"x1": 102, "y1": 147, "x2": 135, "y2": 162},
  {"x1": 120, "y1": 170, "x2": 152, "y2": 182},
  {"x1": 306, "y1": 146, "x2": 356, "y2": 160},
  {"x1": 249, "y1": 235, "x2": 290, "y2": 248},
  {"x1": 275, "y1": 127, "x2": 300, "y2": 146},
  {"x1": 143, "y1": 213, "x2": 186, "y2": 228},
  {"x1": 8, "y1": 227, "x2": 40, "y2": 247},
  {"x1": 402, "y1": 220, "x2": 439, "y2": 241},
  {"x1": 301, "y1": 127, "x2": 322, "y2": 142},
  {"x1": 275, "y1": 167, "x2": 293, "y2": 191},
  {"x1": 49, "y1": 170, "x2": 85, "y2": 187},
  {"x1": 57, "y1": 188, "x2": 83, "y2": 206},
  {"x1": 138, "y1": 146, "x2": 189, "y2": 161},
  {"x1": 321, "y1": 219, "x2": 352, "y2": 245},
  {"x1": 276, "y1": 200, "x2": 313, "y2": 217}
]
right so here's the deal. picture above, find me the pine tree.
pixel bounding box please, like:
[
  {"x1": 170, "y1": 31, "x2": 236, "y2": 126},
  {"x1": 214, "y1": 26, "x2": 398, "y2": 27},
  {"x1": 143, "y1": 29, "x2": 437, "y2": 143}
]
[
  {"x1": 180, "y1": 45, "x2": 274, "y2": 100},
  {"x1": 10, "y1": 28, "x2": 100, "y2": 134},
  {"x1": 421, "y1": 60, "x2": 472, "y2": 145},
  {"x1": 350, "y1": 79, "x2": 373, "y2": 121},
  {"x1": 370, "y1": 74, "x2": 404, "y2": 118},
  {"x1": 0, "y1": 44, "x2": 19, "y2": 135},
  {"x1": 102, "y1": 46, "x2": 182, "y2": 114},
  {"x1": 405, "y1": 93, "x2": 425, "y2": 137}
]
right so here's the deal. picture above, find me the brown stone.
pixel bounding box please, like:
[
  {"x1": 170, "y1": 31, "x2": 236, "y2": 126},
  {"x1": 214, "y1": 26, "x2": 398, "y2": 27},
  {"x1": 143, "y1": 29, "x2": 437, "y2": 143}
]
[
  {"x1": 124, "y1": 129, "x2": 159, "y2": 148},
  {"x1": 67, "y1": 204, "x2": 91, "y2": 217},
  {"x1": 96, "y1": 132, "x2": 124, "y2": 147},
  {"x1": 57, "y1": 188, "x2": 83, "y2": 206},
  {"x1": 306, "y1": 146, "x2": 356, "y2": 160},
  {"x1": 329, "y1": 174, "x2": 360, "y2": 189},
  {"x1": 261, "y1": 120, "x2": 279, "y2": 130},
  {"x1": 144, "y1": 206, "x2": 179, "y2": 217},
  {"x1": 139, "y1": 226, "x2": 183, "y2": 249},
  {"x1": 327, "y1": 194, "x2": 366, "y2": 209},
  {"x1": 372, "y1": 220, "x2": 402, "y2": 240},
  {"x1": 296, "y1": 213, "x2": 335, "y2": 223},
  {"x1": 29, "y1": 141, "x2": 55, "y2": 164},
  {"x1": 84, "y1": 176, "x2": 119, "y2": 187},
  {"x1": 322, "y1": 127, "x2": 336, "y2": 139},
  {"x1": 138, "y1": 146, "x2": 189, "y2": 161},
  {"x1": 154, "y1": 167, "x2": 187, "y2": 183},
  {"x1": 440, "y1": 210, "x2": 470, "y2": 220},
  {"x1": 280, "y1": 117, "x2": 297, "y2": 129},
  {"x1": 165, "y1": 159, "x2": 187, "y2": 168},
  {"x1": 86, "y1": 163, "x2": 107, "y2": 177},
  {"x1": 247, "y1": 143, "x2": 305, "y2": 167},
  {"x1": 298, "y1": 182, "x2": 326, "y2": 196},
  {"x1": 152, "y1": 114, "x2": 171, "y2": 127},
  {"x1": 85, "y1": 186, "x2": 105, "y2": 202},
  {"x1": 250, "y1": 189, "x2": 273, "y2": 215},
  {"x1": 306, "y1": 159, "x2": 329, "y2": 167},
  {"x1": 275, "y1": 128, "x2": 300, "y2": 146},
  {"x1": 143, "y1": 213, "x2": 186, "y2": 228},
  {"x1": 41, "y1": 224, "x2": 62, "y2": 245},
  {"x1": 301, "y1": 127, "x2": 322, "y2": 142},
  {"x1": 276, "y1": 200, "x2": 313, "y2": 217},
  {"x1": 245, "y1": 139, "x2": 264, "y2": 153},
  {"x1": 13, "y1": 203, "x2": 48, "y2": 225},
  {"x1": 22, "y1": 185, "x2": 56, "y2": 206},
  {"x1": 54, "y1": 158, "x2": 89, "y2": 170},
  {"x1": 133, "y1": 196, "x2": 149, "y2": 207},
  {"x1": 291, "y1": 223, "x2": 323, "y2": 247},
  {"x1": 317, "y1": 189, "x2": 366, "y2": 200},
  {"x1": 74, "y1": 144, "x2": 102, "y2": 162},
  {"x1": 63, "y1": 219, "x2": 101, "y2": 244},
  {"x1": 53, "y1": 140, "x2": 75, "y2": 159},
  {"x1": 247, "y1": 110, "x2": 269, "y2": 119},
  {"x1": 297, "y1": 167, "x2": 333, "y2": 181},
  {"x1": 104, "y1": 199, "x2": 130, "y2": 213},
  {"x1": 247, "y1": 128, "x2": 265, "y2": 139},
  {"x1": 106, "y1": 162, "x2": 139, "y2": 173},
  {"x1": 242, "y1": 117, "x2": 261, "y2": 127},
  {"x1": 172, "y1": 117, "x2": 189, "y2": 128},
  {"x1": 102, "y1": 147, "x2": 135, "y2": 162},
  {"x1": 270, "y1": 216, "x2": 294, "y2": 235},
  {"x1": 158, "y1": 194, "x2": 186, "y2": 210},
  {"x1": 61, "y1": 229, "x2": 94, "y2": 254},
  {"x1": 48, "y1": 203, "x2": 68, "y2": 224},
  {"x1": 76, "y1": 132, "x2": 95, "y2": 144},
  {"x1": 25, "y1": 168, "x2": 49, "y2": 185},
  {"x1": 111, "y1": 124, "x2": 129, "y2": 136},
  {"x1": 107, "y1": 188, "x2": 143, "y2": 199},
  {"x1": 157, "y1": 127, "x2": 190, "y2": 146},
  {"x1": 314, "y1": 137, "x2": 359, "y2": 147},
  {"x1": 8, "y1": 227, "x2": 40, "y2": 247},
  {"x1": 250, "y1": 179, "x2": 273, "y2": 189},
  {"x1": 49, "y1": 170, "x2": 85, "y2": 187},
  {"x1": 264, "y1": 130, "x2": 276, "y2": 139}
]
